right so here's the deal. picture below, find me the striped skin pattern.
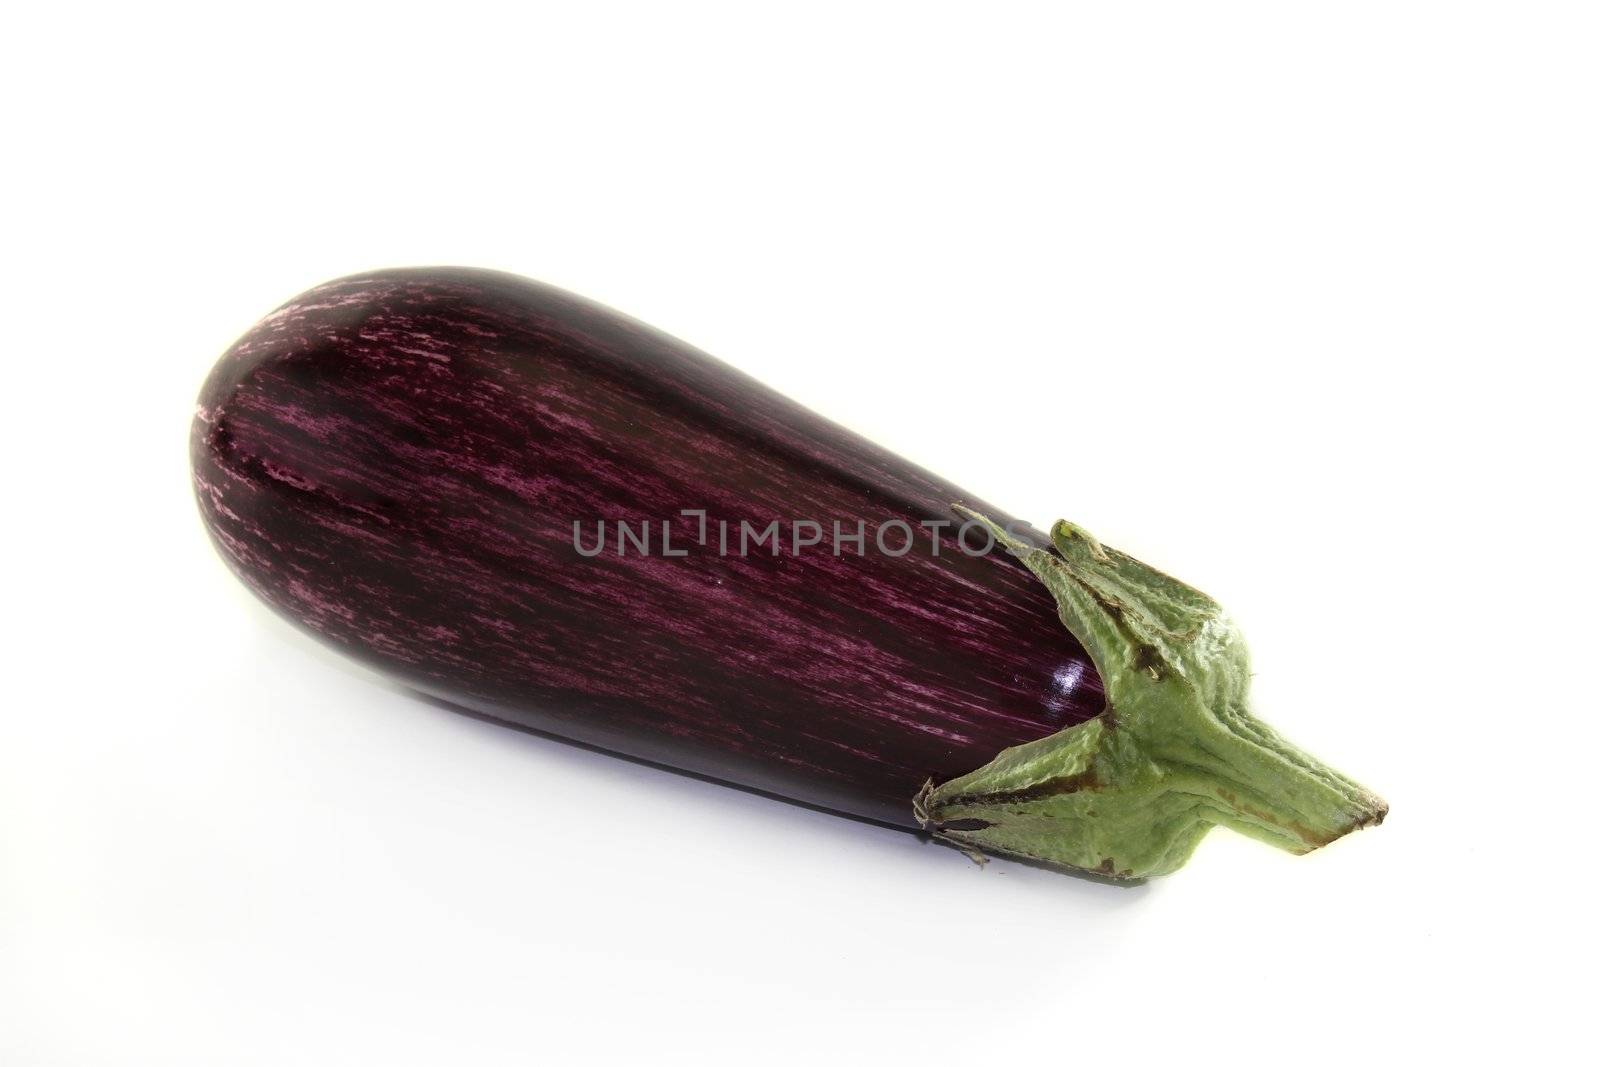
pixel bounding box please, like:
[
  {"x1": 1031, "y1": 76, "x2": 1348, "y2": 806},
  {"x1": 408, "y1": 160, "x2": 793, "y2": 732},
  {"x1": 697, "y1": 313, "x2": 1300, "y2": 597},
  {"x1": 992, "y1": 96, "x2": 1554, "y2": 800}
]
[{"x1": 192, "y1": 269, "x2": 1104, "y2": 827}]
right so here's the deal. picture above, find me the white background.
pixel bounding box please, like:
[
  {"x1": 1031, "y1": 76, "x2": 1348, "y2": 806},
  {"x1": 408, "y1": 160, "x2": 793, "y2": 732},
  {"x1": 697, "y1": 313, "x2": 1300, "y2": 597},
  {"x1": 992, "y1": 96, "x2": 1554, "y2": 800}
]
[{"x1": 3, "y1": 3, "x2": 1595, "y2": 1064}]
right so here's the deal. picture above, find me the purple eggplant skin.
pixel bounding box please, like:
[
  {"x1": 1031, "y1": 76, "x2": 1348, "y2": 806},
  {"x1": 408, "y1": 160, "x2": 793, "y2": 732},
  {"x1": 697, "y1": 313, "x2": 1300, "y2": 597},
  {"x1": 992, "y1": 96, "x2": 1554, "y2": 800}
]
[{"x1": 191, "y1": 268, "x2": 1102, "y2": 828}]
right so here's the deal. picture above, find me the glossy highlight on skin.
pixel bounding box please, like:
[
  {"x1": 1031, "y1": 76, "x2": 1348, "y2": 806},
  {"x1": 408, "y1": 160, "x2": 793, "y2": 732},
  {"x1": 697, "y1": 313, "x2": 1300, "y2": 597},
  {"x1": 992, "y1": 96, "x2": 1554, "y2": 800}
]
[{"x1": 192, "y1": 268, "x2": 1103, "y2": 827}]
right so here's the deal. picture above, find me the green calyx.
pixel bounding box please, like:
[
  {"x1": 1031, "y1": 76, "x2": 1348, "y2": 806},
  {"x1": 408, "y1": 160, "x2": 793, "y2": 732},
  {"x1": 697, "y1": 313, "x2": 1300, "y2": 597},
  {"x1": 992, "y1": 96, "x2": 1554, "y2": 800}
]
[{"x1": 916, "y1": 509, "x2": 1387, "y2": 881}]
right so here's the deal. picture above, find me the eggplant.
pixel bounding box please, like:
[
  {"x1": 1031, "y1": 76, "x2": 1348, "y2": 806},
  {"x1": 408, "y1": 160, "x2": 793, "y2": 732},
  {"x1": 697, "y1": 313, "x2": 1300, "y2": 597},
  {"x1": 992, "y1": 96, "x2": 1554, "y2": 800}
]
[{"x1": 191, "y1": 268, "x2": 1385, "y2": 880}]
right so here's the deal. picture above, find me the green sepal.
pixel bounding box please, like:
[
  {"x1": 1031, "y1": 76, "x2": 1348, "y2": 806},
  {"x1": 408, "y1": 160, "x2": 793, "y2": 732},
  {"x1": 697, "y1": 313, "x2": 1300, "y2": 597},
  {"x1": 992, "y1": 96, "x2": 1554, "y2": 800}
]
[{"x1": 916, "y1": 509, "x2": 1387, "y2": 881}]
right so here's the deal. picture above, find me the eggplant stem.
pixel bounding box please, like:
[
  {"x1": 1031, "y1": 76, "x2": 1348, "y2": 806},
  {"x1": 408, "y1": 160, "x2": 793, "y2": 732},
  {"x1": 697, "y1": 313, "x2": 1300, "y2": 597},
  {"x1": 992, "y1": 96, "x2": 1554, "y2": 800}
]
[{"x1": 920, "y1": 509, "x2": 1388, "y2": 881}]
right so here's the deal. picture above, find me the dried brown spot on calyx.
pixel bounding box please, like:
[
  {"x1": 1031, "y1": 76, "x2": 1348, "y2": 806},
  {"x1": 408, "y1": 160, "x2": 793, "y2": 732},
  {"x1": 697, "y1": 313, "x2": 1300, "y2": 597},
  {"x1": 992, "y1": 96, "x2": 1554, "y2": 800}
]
[
  {"x1": 939, "y1": 767, "x2": 1103, "y2": 809},
  {"x1": 1216, "y1": 786, "x2": 1331, "y2": 849},
  {"x1": 1130, "y1": 644, "x2": 1165, "y2": 681}
]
